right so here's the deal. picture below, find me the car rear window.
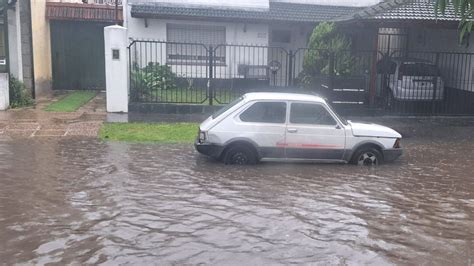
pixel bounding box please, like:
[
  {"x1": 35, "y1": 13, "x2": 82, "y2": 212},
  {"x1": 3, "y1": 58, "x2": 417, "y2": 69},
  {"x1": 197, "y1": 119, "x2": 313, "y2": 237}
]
[
  {"x1": 212, "y1": 97, "x2": 243, "y2": 119},
  {"x1": 400, "y1": 63, "x2": 440, "y2": 77},
  {"x1": 240, "y1": 102, "x2": 286, "y2": 124}
]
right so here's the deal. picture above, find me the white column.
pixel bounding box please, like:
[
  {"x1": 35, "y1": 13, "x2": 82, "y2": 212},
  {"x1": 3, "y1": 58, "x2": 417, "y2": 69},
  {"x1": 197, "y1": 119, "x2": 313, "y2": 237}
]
[
  {"x1": 104, "y1": 25, "x2": 128, "y2": 113},
  {"x1": 0, "y1": 73, "x2": 9, "y2": 111}
]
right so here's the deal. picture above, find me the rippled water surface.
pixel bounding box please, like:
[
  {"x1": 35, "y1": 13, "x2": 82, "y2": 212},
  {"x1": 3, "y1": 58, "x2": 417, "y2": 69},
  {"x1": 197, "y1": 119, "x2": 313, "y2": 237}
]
[{"x1": 0, "y1": 135, "x2": 473, "y2": 265}]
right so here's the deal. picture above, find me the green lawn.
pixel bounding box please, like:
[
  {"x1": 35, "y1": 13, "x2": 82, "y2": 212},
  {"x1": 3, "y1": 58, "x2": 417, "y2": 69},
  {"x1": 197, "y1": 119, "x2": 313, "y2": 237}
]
[
  {"x1": 99, "y1": 122, "x2": 199, "y2": 143},
  {"x1": 45, "y1": 91, "x2": 97, "y2": 112}
]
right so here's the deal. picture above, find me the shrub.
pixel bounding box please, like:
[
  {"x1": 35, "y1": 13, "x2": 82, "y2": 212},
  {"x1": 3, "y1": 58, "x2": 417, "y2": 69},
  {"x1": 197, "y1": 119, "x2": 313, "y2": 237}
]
[
  {"x1": 9, "y1": 77, "x2": 34, "y2": 108},
  {"x1": 130, "y1": 62, "x2": 178, "y2": 100}
]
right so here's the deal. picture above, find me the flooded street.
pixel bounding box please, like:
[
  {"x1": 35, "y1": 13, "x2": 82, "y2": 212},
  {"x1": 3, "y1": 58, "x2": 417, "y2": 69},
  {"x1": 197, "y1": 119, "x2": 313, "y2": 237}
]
[{"x1": 1, "y1": 126, "x2": 474, "y2": 264}]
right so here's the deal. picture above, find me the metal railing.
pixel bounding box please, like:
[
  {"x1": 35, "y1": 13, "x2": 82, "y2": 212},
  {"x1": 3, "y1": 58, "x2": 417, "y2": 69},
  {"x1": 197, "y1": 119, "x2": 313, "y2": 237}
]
[{"x1": 128, "y1": 40, "x2": 474, "y2": 115}]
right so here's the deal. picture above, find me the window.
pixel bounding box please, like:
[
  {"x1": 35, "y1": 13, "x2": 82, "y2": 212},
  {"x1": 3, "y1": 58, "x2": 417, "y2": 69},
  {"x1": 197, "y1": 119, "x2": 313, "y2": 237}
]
[
  {"x1": 271, "y1": 30, "x2": 291, "y2": 43},
  {"x1": 290, "y1": 103, "x2": 336, "y2": 125},
  {"x1": 400, "y1": 62, "x2": 440, "y2": 77},
  {"x1": 212, "y1": 97, "x2": 243, "y2": 119},
  {"x1": 240, "y1": 102, "x2": 286, "y2": 124},
  {"x1": 167, "y1": 23, "x2": 226, "y2": 65}
]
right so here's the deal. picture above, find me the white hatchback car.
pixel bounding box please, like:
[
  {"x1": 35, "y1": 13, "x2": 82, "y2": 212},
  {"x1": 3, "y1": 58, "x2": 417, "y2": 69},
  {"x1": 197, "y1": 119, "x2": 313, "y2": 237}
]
[{"x1": 195, "y1": 93, "x2": 403, "y2": 165}]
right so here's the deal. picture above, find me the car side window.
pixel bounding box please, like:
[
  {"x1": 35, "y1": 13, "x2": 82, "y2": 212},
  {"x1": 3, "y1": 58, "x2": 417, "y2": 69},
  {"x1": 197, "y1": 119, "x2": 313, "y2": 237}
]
[
  {"x1": 290, "y1": 103, "x2": 337, "y2": 126},
  {"x1": 240, "y1": 102, "x2": 286, "y2": 124}
]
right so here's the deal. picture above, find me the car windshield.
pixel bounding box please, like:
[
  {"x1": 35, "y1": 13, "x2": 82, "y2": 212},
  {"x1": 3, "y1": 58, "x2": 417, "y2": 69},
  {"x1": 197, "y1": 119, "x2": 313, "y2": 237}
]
[
  {"x1": 212, "y1": 96, "x2": 244, "y2": 119},
  {"x1": 400, "y1": 62, "x2": 440, "y2": 77}
]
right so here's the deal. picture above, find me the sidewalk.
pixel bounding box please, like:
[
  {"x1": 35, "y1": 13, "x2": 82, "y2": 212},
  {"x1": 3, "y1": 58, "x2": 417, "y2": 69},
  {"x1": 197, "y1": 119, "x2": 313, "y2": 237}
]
[
  {"x1": 0, "y1": 92, "x2": 106, "y2": 138},
  {"x1": 109, "y1": 112, "x2": 474, "y2": 140}
]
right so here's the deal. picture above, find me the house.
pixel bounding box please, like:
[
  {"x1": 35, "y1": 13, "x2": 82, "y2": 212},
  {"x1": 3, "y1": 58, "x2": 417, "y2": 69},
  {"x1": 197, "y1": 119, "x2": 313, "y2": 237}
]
[
  {"x1": 1, "y1": 0, "x2": 35, "y2": 98},
  {"x1": 0, "y1": 0, "x2": 123, "y2": 103},
  {"x1": 124, "y1": 0, "x2": 372, "y2": 88},
  {"x1": 43, "y1": 0, "x2": 123, "y2": 91}
]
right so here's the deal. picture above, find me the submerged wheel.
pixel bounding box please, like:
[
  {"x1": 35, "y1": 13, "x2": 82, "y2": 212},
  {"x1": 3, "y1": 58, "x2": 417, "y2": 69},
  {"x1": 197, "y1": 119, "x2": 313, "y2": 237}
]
[
  {"x1": 223, "y1": 145, "x2": 257, "y2": 165},
  {"x1": 351, "y1": 147, "x2": 383, "y2": 166}
]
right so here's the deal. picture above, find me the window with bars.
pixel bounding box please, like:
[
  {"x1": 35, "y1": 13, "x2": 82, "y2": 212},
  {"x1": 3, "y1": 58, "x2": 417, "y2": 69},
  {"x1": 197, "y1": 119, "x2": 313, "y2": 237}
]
[{"x1": 166, "y1": 23, "x2": 226, "y2": 65}]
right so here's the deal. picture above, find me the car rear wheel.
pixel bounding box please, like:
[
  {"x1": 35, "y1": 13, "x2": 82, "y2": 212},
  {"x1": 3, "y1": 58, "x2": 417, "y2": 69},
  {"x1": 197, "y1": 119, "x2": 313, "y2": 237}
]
[
  {"x1": 351, "y1": 148, "x2": 383, "y2": 166},
  {"x1": 223, "y1": 145, "x2": 257, "y2": 165}
]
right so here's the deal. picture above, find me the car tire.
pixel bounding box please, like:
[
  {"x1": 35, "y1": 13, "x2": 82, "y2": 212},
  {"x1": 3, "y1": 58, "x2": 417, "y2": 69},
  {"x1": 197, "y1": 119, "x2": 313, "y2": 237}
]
[
  {"x1": 223, "y1": 145, "x2": 257, "y2": 165},
  {"x1": 351, "y1": 147, "x2": 383, "y2": 166}
]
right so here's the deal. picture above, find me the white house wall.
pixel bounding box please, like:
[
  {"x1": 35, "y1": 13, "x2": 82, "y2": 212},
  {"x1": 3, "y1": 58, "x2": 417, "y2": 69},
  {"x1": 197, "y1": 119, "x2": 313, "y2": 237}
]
[{"x1": 127, "y1": 10, "x2": 269, "y2": 79}]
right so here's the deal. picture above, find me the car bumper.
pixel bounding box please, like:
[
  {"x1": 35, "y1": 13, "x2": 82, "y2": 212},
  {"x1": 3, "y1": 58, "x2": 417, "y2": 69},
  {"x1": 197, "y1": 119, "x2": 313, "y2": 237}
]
[
  {"x1": 383, "y1": 148, "x2": 403, "y2": 162},
  {"x1": 194, "y1": 141, "x2": 224, "y2": 159}
]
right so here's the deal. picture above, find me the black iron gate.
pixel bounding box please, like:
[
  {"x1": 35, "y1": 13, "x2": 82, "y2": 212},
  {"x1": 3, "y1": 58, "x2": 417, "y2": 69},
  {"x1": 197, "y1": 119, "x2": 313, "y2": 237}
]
[{"x1": 128, "y1": 40, "x2": 474, "y2": 115}]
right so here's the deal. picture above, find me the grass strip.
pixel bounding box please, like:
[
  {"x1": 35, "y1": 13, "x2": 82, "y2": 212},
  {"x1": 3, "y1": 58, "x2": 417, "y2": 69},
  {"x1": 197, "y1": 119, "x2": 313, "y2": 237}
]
[
  {"x1": 45, "y1": 91, "x2": 97, "y2": 112},
  {"x1": 99, "y1": 122, "x2": 199, "y2": 143}
]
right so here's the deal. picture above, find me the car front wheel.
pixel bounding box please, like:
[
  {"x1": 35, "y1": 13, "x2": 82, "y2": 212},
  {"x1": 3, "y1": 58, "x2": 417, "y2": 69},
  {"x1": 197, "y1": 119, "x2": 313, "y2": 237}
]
[
  {"x1": 351, "y1": 148, "x2": 383, "y2": 166},
  {"x1": 223, "y1": 145, "x2": 257, "y2": 165}
]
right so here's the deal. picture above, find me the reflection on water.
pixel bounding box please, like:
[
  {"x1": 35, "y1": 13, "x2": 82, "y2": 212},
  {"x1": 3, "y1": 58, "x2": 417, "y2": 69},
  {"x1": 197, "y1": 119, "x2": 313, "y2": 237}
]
[{"x1": 0, "y1": 136, "x2": 473, "y2": 264}]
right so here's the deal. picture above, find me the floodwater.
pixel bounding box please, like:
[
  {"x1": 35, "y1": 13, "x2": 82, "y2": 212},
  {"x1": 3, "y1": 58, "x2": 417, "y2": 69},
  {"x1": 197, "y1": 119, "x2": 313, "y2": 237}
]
[{"x1": 1, "y1": 130, "x2": 474, "y2": 264}]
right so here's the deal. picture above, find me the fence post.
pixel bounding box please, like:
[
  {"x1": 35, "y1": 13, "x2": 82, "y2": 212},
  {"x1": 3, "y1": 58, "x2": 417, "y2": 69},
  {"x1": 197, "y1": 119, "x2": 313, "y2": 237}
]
[
  {"x1": 328, "y1": 52, "x2": 335, "y2": 99},
  {"x1": 432, "y1": 52, "x2": 440, "y2": 114},
  {"x1": 104, "y1": 25, "x2": 128, "y2": 113},
  {"x1": 288, "y1": 50, "x2": 293, "y2": 87},
  {"x1": 208, "y1": 45, "x2": 214, "y2": 106}
]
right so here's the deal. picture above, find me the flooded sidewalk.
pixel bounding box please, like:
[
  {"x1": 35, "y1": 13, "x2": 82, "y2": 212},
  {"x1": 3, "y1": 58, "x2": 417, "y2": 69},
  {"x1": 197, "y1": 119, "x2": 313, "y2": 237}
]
[{"x1": 0, "y1": 93, "x2": 106, "y2": 138}]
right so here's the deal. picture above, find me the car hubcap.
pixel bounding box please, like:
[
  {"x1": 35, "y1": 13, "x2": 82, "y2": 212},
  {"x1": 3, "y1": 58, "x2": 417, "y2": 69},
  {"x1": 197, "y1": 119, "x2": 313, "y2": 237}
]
[
  {"x1": 358, "y1": 152, "x2": 378, "y2": 166},
  {"x1": 231, "y1": 152, "x2": 248, "y2": 165}
]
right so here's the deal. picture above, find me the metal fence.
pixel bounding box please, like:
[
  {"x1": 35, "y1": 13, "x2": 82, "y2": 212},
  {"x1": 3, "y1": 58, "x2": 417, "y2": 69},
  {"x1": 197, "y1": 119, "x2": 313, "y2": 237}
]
[{"x1": 128, "y1": 40, "x2": 474, "y2": 115}]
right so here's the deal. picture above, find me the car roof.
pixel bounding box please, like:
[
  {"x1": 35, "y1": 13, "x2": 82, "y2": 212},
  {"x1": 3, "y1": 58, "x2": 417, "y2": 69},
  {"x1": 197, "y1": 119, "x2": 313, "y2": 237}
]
[{"x1": 243, "y1": 92, "x2": 326, "y2": 103}]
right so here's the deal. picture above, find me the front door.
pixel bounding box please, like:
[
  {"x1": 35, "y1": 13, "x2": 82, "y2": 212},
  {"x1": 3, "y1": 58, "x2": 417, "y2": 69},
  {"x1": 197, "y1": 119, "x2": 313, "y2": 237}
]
[
  {"x1": 236, "y1": 101, "x2": 288, "y2": 158},
  {"x1": 285, "y1": 102, "x2": 346, "y2": 160}
]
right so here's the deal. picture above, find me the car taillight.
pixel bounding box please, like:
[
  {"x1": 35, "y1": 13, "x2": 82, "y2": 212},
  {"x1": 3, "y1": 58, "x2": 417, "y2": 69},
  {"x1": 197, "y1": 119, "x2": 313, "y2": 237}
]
[{"x1": 393, "y1": 138, "x2": 401, "y2": 149}]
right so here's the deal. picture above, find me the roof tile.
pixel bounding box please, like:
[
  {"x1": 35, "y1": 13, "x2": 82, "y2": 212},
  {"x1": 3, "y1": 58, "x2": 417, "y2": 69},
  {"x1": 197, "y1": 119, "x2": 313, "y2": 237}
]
[{"x1": 131, "y1": 2, "x2": 363, "y2": 23}]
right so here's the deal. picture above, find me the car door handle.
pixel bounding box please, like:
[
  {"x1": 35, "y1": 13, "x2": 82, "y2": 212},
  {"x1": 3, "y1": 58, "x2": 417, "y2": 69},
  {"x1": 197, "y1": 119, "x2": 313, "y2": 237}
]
[{"x1": 287, "y1": 128, "x2": 298, "y2": 133}]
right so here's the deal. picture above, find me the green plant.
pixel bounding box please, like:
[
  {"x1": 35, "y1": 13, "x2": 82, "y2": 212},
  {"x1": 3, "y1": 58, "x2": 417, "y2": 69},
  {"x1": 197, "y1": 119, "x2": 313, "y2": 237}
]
[
  {"x1": 436, "y1": 0, "x2": 473, "y2": 42},
  {"x1": 9, "y1": 77, "x2": 34, "y2": 108},
  {"x1": 44, "y1": 91, "x2": 97, "y2": 112},
  {"x1": 298, "y1": 22, "x2": 354, "y2": 87},
  {"x1": 131, "y1": 62, "x2": 178, "y2": 100}
]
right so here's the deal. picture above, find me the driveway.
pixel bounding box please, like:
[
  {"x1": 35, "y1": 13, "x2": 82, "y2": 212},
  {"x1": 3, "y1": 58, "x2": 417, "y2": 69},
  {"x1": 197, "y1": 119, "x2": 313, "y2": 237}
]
[{"x1": 0, "y1": 93, "x2": 106, "y2": 138}]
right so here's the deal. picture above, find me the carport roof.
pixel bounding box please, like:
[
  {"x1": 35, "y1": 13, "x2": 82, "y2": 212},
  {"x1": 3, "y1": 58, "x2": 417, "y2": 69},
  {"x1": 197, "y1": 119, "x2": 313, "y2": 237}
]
[
  {"x1": 130, "y1": 2, "x2": 363, "y2": 23},
  {"x1": 353, "y1": 0, "x2": 464, "y2": 22}
]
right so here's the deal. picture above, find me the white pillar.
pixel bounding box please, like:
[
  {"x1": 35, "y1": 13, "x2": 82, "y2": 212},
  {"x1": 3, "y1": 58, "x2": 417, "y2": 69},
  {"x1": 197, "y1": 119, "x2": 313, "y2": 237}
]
[
  {"x1": 104, "y1": 25, "x2": 128, "y2": 113},
  {"x1": 0, "y1": 73, "x2": 9, "y2": 111}
]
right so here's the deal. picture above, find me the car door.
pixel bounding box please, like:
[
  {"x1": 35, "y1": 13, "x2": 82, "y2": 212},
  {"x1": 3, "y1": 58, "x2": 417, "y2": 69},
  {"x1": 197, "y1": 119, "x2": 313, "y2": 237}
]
[
  {"x1": 285, "y1": 102, "x2": 346, "y2": 160},
  {"x1": 235, "y1": 101, "x2": 287, "y2": 159}
]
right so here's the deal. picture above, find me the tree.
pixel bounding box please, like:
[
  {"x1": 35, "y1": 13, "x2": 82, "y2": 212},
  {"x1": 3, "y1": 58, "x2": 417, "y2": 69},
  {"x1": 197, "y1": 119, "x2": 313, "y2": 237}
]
[
  {"x1": 435, "y1": 0, "x2": 473, "y2": 42},
  {"x1": 297, "y1": 22, "x2": 353, "y2": 88}
]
